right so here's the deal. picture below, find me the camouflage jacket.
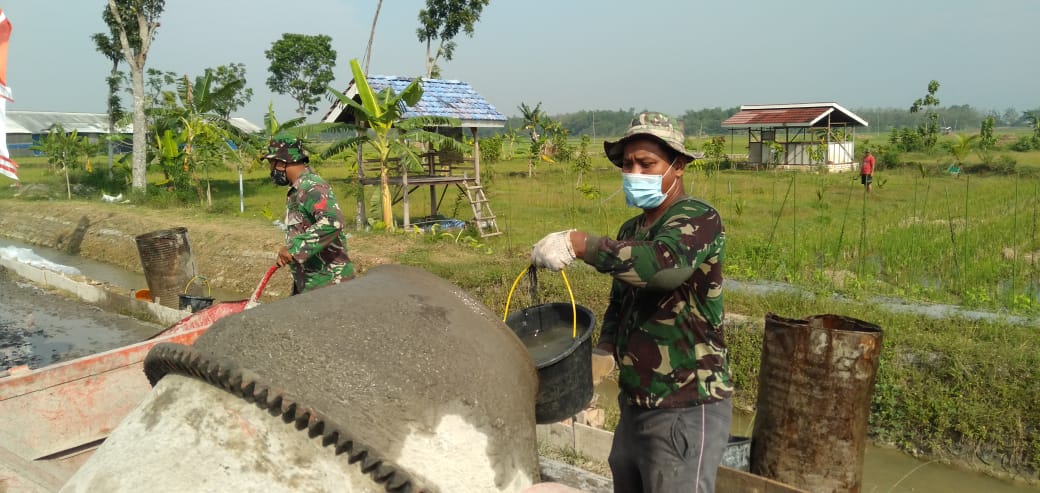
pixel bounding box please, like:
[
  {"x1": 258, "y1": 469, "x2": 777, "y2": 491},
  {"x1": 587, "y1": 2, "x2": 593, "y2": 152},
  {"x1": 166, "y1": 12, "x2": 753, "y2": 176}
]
[
  {"x1": 284, "y1": 168, "x2": 355, "y2": 294},
  {"x1": 582, "y1": 196, "x2": 732, "y2": 409}
]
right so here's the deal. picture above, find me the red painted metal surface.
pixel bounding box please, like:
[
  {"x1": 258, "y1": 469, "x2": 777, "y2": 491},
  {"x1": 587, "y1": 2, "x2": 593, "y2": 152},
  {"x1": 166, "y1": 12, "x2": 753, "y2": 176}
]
[
  {"x1": 0, "y1": 267, "x2": 279, "y2": 489},
  {"x1": 722, "y1": 107, "x2": 832, "y2": 126},
  {"x1": 152, "y1": 265, "x2": 278, "y2": 338}
]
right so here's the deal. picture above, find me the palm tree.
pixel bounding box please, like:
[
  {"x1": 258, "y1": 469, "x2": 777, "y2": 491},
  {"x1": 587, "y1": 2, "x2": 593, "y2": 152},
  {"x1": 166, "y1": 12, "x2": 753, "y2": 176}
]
[
  {"x1": 519, "y1": 102, "x2": 544, "y2": 177},
  {"x1": 323, "y1": 58, "x2": 469, "y2": 230},
  {"x1": 948, "y1": 133, "x2": 978, "y2": 167}
]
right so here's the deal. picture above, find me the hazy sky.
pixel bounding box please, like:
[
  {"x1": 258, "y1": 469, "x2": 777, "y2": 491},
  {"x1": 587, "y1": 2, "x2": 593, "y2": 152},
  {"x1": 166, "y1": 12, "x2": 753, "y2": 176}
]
[{"x1": 2, "y1": 0, "x2": 1038, "y2": 126}]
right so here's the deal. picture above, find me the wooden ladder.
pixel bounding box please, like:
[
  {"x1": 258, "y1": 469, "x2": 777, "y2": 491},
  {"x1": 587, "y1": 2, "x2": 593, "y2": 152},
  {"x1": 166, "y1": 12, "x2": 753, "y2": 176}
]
[{"x1": 464, "y1": 181, "x2": 501, "y2": 237}]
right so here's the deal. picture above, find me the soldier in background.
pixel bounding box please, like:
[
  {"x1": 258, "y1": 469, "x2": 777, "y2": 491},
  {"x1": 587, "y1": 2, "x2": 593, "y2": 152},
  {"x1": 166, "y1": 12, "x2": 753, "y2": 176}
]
[
  {"x1": 531, "y1": 112, "x2": 733, "y2": 493},
  {"x1": 264, "y1": 134, "x2": 355, "y2": 294}
]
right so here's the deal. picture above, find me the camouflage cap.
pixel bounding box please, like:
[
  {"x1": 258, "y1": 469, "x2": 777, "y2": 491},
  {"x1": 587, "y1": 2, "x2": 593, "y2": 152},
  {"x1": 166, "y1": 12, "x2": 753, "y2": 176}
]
[
  {"x1": 264, "y1": 133, "x2": 308, "y2": 164},
  {"x1": 604, "y1": 111, "x2": 698, "y2": 167}
]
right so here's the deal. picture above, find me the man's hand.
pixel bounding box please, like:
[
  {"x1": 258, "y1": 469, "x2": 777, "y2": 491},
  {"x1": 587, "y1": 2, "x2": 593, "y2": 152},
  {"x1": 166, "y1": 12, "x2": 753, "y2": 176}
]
[
  {"x1": 530, "y1": 230, "x2": 576, "y2": 272},
  {"x1": 276, "y1": 246, "x2": 292, "y2": 267}
]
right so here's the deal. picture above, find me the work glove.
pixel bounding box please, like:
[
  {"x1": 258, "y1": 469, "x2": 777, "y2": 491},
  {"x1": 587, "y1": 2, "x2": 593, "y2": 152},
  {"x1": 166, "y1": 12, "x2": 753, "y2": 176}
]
[{"x1": 530, "y1": 230, "x2": 576, "y2": 272}]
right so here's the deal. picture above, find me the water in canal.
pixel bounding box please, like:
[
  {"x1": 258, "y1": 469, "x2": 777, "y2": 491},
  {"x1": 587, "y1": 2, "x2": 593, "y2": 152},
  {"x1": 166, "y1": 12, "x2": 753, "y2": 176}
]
[{"x1": 595, "y1": 378, "x2": 1037, "y2": 492}]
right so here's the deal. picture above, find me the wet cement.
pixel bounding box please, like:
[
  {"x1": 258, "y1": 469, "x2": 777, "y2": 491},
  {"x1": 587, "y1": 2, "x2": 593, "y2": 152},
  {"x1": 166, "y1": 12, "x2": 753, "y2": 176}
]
[{"x1": 0, "y1": 267, "x2": 161, "y2": 371}]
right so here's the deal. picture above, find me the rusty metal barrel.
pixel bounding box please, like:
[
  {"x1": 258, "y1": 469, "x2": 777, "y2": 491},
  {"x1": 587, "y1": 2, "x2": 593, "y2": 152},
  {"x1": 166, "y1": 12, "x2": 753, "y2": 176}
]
[
  {"x1": 750, "y1": 313, "x2": 883, "y2": 493},
  {"x1": 134, "y1": 227, "x2": 197, "y2": 309}
]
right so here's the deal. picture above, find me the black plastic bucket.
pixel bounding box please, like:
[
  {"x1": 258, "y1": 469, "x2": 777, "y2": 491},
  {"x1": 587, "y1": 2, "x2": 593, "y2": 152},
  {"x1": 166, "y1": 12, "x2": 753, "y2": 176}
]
[
  {"x1": 178, "y1": 294, "x2": 214, "y2": 313},
  {"x1": 505, "y1": 302, "x2": 595, "y2": 424}
]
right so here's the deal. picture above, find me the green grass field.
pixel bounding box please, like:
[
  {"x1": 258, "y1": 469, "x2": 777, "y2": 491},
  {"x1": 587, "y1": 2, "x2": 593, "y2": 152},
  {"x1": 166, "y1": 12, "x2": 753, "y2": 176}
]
[
  {"x1": 5, "y1": 131, "x2": 1040, "y2": 478},
  {"x1": 7, "y1": 129, "x2": 1040, "y2": 314}
]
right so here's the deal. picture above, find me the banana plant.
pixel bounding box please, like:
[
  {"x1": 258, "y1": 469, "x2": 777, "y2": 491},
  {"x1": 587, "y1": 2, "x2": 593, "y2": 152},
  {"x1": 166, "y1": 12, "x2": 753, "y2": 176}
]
[{"x1": 323, "y1": 58, "x2": 469, "y2": 230}]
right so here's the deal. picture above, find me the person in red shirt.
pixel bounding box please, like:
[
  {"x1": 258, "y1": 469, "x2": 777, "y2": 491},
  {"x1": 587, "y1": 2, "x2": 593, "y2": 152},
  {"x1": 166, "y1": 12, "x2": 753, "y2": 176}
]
[{"x1": 861, "y1": 150, "x2": 875, "y2": 193}]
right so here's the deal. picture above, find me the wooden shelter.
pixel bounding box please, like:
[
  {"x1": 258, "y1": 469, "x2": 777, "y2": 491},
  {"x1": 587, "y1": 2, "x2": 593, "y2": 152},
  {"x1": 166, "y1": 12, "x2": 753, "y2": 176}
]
[
  {"x1": 321, "y1": 76, "x2": 506, "y2": 236},
  {"x1": 721, "y1": 103, "x2": 868, "y2": 172}
]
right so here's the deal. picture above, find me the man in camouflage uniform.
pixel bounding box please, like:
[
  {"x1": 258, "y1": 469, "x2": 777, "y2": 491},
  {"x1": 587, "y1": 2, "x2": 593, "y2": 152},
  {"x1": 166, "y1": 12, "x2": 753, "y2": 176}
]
[
  {"x1": 264, "y1": 134, "x2": 355, "y2": 294},
  {"x1": 531, "y1": 112, "x2": 733, "y2": 493}
]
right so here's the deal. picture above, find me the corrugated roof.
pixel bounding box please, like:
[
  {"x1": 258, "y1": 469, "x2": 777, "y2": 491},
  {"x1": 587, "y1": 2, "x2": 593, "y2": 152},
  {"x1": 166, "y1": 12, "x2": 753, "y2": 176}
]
[
  {"x1": 322, "y1": 76, "x2": 506, "y2": 128},
  {"x1": 228, "y1": 117, "x2": 262, "y2": 134},
  {"x1": 6, "y1": 111, "x2": 132, "y2": 134},
  {"x1": 721, "y1": 102, "x2": 868, "y2": 128},
  {"x1": 4, "y1": 111, "x2": 262, "y2": 136}
]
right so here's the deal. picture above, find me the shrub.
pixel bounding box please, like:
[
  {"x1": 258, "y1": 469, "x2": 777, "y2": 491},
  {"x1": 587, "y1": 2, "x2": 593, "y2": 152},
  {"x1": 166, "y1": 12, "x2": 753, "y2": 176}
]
[
  {"x1": 480, "y1": 134, "x2": 503, "y2": 164},
  {"x1": 1009, "y1": 135, "x2": 1036, "y2": 152}
]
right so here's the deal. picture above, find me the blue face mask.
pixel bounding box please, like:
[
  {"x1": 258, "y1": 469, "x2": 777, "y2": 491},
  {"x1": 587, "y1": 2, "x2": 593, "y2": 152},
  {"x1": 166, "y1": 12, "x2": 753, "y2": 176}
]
[{"x1": 622, "y1": 164, "x2": 676, "y2": 209}]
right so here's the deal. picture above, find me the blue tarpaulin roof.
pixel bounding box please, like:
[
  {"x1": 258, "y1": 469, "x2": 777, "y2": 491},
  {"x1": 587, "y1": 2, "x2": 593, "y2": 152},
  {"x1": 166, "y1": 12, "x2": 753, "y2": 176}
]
[{"x1": 321, "y1": 76, "x2": 507, "y2": 128}]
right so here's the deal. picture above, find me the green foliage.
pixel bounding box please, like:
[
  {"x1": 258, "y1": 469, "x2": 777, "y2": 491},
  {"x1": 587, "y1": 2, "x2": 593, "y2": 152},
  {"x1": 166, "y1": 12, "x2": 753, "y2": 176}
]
[
  {"x1": 945, "y1": 133, "x2": 978, "y2": 166},
  {"x1": 265, "y1": 33, "x2": 337, "y2": 116},
  {"x1": 890, "y1": 126, "x2": 926, "y2": 152},
  {"x1": 701, "y1": 135, "x2": 728, "y2": 174},
  {"x1": 323, "y1": 58, "x2": 469, "y2": 230},
  {"x1": 1009, "y1": 135, "x2": 1039, "y2": 152},
  {"x1": 518, "y1": 102, "x2": 560, "y2": 176},
  {"x1": 978, "y1": 116, "x2": 996, "y2": 151},
  {"x1": 205, "y1": 63, "x2": 253, "y2": 120},
  {"x1": 682, "y1": 107, "x2": 741, "y2": 136},
  {"x1": 479, "y1": 134, "x2": 503, "y2": 164},
  {"x1": 572, "y1": 135, "x2": 592, "y2": 185},
  {"x1": 30, "y1": 125, "x2": 98, "y2": 199},
  {"x1": 576, "y1": 183, "x2": 601, "y2": 200},
  {"x1": 416, "y1": 0, "x2": 489, "y2": 78},
  {"x1": 910, "y1": 80, "x2": 942, "y2": 150},
  {"x1": 767, "y1": 141, "x2": 785, "y2": 165}
]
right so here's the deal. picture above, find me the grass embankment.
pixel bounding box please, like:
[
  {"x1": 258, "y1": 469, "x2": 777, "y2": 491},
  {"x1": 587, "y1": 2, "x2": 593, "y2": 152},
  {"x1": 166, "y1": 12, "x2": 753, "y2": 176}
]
[{"x1": 4, "y1": 140, "x2": 1040, "y2": 480}]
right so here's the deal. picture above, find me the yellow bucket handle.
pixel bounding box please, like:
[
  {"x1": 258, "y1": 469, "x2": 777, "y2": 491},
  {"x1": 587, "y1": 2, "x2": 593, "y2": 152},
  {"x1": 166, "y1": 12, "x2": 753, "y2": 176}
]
[
  {"x1": 503, "y1": 265, "x2": 577, "y2": 338},
  {"x1": 183, "y1": 275, "x2": 212, "y2": 296}
]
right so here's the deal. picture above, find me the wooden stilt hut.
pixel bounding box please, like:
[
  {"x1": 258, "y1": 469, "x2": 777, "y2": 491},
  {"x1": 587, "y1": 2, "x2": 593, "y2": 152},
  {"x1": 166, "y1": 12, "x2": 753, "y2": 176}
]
[{"x1": 321, "y1": 76, "x2": 507, "y2": 236}]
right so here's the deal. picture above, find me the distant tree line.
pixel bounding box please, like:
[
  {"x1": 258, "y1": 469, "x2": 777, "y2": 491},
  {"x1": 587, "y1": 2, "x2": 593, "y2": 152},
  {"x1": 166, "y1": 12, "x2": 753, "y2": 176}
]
[{"x1": 490, "y1": 105, "x2": 1040, "y2": 139}]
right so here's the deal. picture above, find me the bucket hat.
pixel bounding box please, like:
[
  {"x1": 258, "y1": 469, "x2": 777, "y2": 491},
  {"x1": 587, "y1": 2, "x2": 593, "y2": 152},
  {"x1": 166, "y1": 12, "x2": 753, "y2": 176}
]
[{"x1": 604, "y1": 111, "x2": 699, "y2": 167}]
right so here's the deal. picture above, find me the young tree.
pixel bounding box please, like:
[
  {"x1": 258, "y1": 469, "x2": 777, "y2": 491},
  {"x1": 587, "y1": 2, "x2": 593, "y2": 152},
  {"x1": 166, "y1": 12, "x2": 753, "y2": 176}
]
[
  {"x1": 90, "y1": 12, "x2": 127, "y2": 178},
  {"x1": 519, "y1": 102, "x2": 546, "y2": 177},
  {"x1": 31, "y1": 125, "x2": 97, "y2": 200},
  {"x1": 324, "y1": 58, "x2": 469, "y2": 230},
  {"x1": 947, "y1": 133, "x2": 978, "y2": 167},
  {"x1": 105, "y1": 0, "x2": 164, "y2": 193},
  {"x1": 910, "y1": 80, "x2": 942, "y2": 150},
  {"x1": 573, "y1": 135, "x2": 591, "y2": 186},
  {"x1": 978, "y1": 116, "x2": 996, "y2": 152},
  {"x1": 416, "y1": 0, "x2": 490, "y2": 78},
  {"x1": 265, "y1": 34, "x2": 337, "y2": 117}
]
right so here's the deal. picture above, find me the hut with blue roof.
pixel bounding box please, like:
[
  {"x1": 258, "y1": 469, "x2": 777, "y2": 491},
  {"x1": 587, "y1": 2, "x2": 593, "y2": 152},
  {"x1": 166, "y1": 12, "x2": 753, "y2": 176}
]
[{"x1": 322, "y1": 76, "x2": 506, "y2": 236}]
